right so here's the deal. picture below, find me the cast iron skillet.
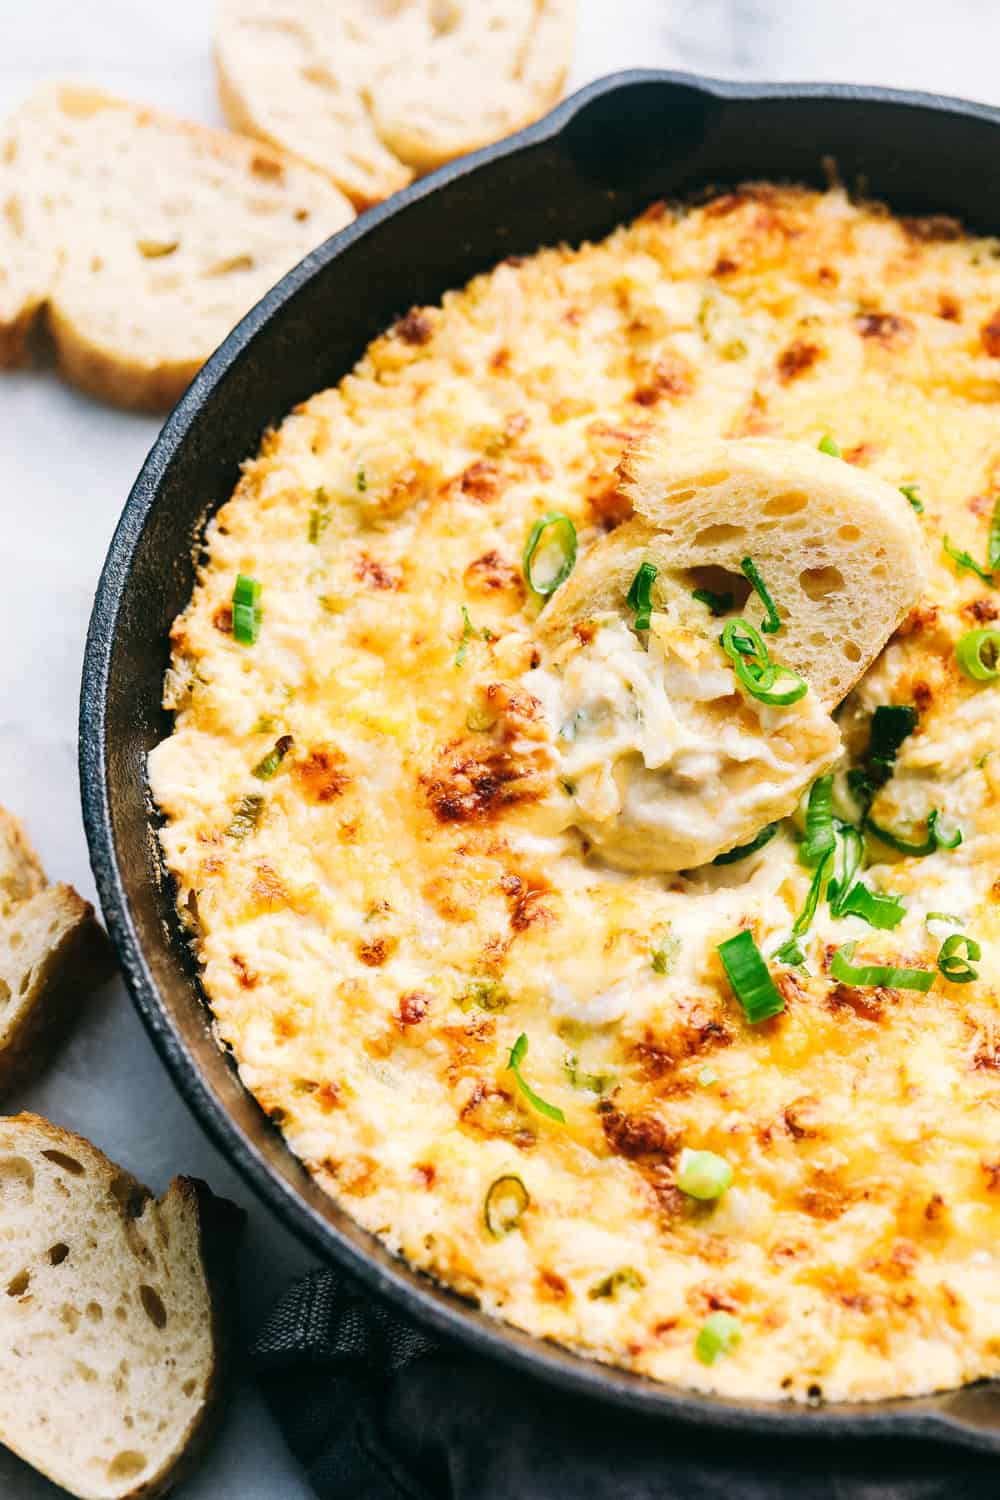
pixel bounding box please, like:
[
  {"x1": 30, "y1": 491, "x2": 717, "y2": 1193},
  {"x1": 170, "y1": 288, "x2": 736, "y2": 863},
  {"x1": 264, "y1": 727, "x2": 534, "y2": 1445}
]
[{"x1": 81, "y1": 69, "x2": 1000, "y2": 1446}]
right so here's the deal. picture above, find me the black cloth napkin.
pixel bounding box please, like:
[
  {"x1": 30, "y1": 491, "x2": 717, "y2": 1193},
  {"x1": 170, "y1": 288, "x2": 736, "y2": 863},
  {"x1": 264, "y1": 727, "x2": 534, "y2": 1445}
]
[{"x1": 252, "y1": 1270, "x2": 1000, "y2": 1500}]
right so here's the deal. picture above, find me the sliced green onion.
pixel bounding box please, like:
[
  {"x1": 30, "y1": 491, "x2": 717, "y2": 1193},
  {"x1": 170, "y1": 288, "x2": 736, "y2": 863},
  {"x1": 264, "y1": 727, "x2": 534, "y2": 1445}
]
[
  {"x1": 830, "y1": 941, "x2": 934, "y2": 992},
  {"x1": 713, "y1": 822, "x2": 779, "y2": 865},
  {"x1": 507, "y1": 1034, "x2": 565, "y2": 1122},
  {"x1": 827, "y1": 824, "x2": 864, "y2": 916},
  {"x1": 677, "y1": 1148, "x2": 733, "y2": 1201},
  {"x1": 937, "y1": 932, "x2": 981, "y2": 984},
  {"x1": 523, "y1": 512, "x2": 578, "y2": 597},
  {"x1": 225, "y1": 792, "x2": 264, "y2": 841},
  {"x1": 484, "y1": 1175, "x2": 529, "y2": 1238},
  {"x1": 799, "y1": 774, "x2": 836, "y2": 867},
  {"x1": 990, "y1": 495, "x2": 1000, "y2": 572},
  {"x1": 308, "y1": 489, "x2": 331, "y2": 543},
  {"x1": 717, "y1": 930, "x2": 785, "y2": 1024},
  {"x1": 459, "y1": 978, "x2": 508, "y2": 1011},
  {"x1": 692, "y1": 587, "x2": 734, "y2": 617},
  {"x1": 818, "y1": 434, "x2": 841, "y2": 457},
  {"x1": 943, "y1": 537, "x2": 995, "y2": 584},
  {"x1": 925, "y1": 910, "x2": 964, "y2": 933},
  {"x1": 588, "y1": 1266, "x2": 645, "y2": 1300},
  {"x1": 455, "y1": 605, "x2": 493, "y2": 667},
  {"x1": 356, "y1": 465, "x2": 367, "y2": 493},
  {"x1": 696, "y1": 1311, "x2": 742, "y2": 1365},
  {"x1": 563, "y1": 1053, "x2": 613, "y2": 1094},
  {"x1": 899, "y1": 483, "x2": 924, "y2": 514},
  {"x1": 956, "y1": 627, "x2": 1000, "y2": 682},
  {"x1": 835, "y1": 882, "x2": 906, "y2": 930},
  {"x1": 232, "y1": 573, "x2": 262, "y2": 645},
  {"x1": 650, "y1": 930, "x2": 681, "y2": 975},
  {"x1": 252, "y1": 734, "x2": 293, "y2": 781},
  {"x1": 865, "y1": 807, "x2": 962, "y2": 856},
  {"x1": 740, "y1": 555, "x2": 781, "y2": 634},
  {"x1": 626, "y1": 560, "x2": 658, "y2": 632},
  {"x1": 719, "y1": 619, "x2": 808, "y2": 706},
  {"x1": 869, "y1": 704, "x2": 918, "y2": 781},
  {"x1": 772, "y1": 936, "x2": 805, "y2": 965}
]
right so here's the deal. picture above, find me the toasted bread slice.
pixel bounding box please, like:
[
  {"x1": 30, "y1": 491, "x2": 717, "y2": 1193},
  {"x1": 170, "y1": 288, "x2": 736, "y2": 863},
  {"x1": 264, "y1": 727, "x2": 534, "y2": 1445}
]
[
  {"x1": 215, "y1": 0, "x2": 575, "y2": 206},
  {"x1": 544, "y1": 436, "x2": 928, "y2": 709},
  {"x1": 0, "y1": 83, "x2": 355, "y2": 410},
  {"x1": 0, "y1": 807, "x2": 112, "y2": 1096},
  {"x1": 0, "y1": 1114, "x2": 243, "y2": 1499},
  {"x1": 0, "y1": 808, "x2": 45, "y2": 915}
]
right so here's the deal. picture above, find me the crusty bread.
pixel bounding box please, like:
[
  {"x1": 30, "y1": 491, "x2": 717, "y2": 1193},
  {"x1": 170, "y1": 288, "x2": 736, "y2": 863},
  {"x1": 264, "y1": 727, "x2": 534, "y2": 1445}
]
[
  {"x1": 0, "y1": 808, "x2": 112, "y2": 1096},
  {"x1": 0, "y1": 808, "x2": 45, "y2": 915},
  {"x1": 543, "y1": 436, "x2": 929, "y2": 708},
  {"x1": 215, "y1": 0, "x2": 575, "y2": 206},
  {"x1": 0, "y1": 1114, "x2": 243, "y2": 1499},
  {"x1": 0, "y1": 83, "x2": 355, "y2": 410}
]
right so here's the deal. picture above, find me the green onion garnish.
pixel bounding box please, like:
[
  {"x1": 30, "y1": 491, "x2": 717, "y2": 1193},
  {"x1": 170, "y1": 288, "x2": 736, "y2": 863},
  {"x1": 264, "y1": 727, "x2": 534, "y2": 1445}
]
[
  {"x1": 650, "y1": 929, "x2": 681, "y2": 974},
  {"x1": 626, "y1": 560, "x2": 658, "y2": 632},
  {"x1": 588, "y1": 1266, "x2": 645, "y2": 1300},
  {"x1": 717, "y1": 930, "x2": 785, "y2": 1024},
  {"x1": 740, "y1": 555, "x2": 781, "y2": 634},
  {"x1": 308, "y1": 489, "x2": 331, "y2": 543},
  {"x1": 677, "y1": 1148, "x2": 733, "y2": 1201},
  {"x1": 834, "y1": 882, "x2": 906, "y2": 929},
  {"x1": 830, "y1": 941, "x2": 934, "y2": 992},
  {"x1": 848, "y1": 704, "x2": 918, "y2": 814},
  {"x1": 455, "y1": 605, "x2": 493, "y2": 667},
  {"x1": 865, "y1": 807, "x2": 962, "y2": 856},
  {"x1": 484, "y1": 1175, "x2": 529, "y2": 1238},
  {"x1": 523, "y1": 512, "x2": 578, "y2": 597},
  {"x1": 232, "y1": 573, "x2": 262, "y2": 646},
  {"x1": 692, "y1": 587, "x2": 734, "y2": 617},
  {"x1": 772, "y1": 936, "x2": 805, "y2": 966},
  {"x1": 563, "y1": 1053, "x2": 613, "y2": 1094},
  {"x1": 937, "y1": 932, "x2": 981, "y2": 984},
  {"x1": 899, "y1": 483, "x2": 924, "y2": 514},
  {"x1": 356, "y1": 465, "x2": 367, "y2": 493},
  {"x1": 696, "y1": 1311, "x2": 742, "y2": 1366},
  {"x1": 943, "y1": 537, "x2": 995, "y2": 585},
  {"x1": 827, "y1": 824, "x2": 864, "y2": 916},
  {"x1": 799, "y1": 774, "x2": 836, "y2": 867},
  {"x1": 818, "y1": 434, "x2": 841, "y2": 457},
  {"x1": 459, "y1": 978, "x2": 508, "y2": 1012},
  {"x1": 956, "y1": 627, "x2": 1000, "y2": 682},
  {"x1": 720, "y1": 619, "x2": 808, "y2": 705},
  {"x1": 507, "y1": 1034, "x2": 565, "y2": 1122},
  {"x1": 252, "y1": 734, "x2": 293, "y2": 781},
  {"x1": 773, "y1": 849, "x2": 833, "y2": 962},
  {"x1": 713, "y1": 822, "x2": 779, "y2": 865},
  {"x1": 225, "y1": 793, "x2": 264, "y2": 841},
  {"x1": 925, "y1": 911, "x2": 964, "y2": 933}
]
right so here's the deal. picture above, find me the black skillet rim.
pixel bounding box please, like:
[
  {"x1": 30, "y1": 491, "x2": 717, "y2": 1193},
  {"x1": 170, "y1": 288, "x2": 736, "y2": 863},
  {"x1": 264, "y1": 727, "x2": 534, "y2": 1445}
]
[{"x1": 80, "y1": 68, "x2": 1000, "y2": 1448}]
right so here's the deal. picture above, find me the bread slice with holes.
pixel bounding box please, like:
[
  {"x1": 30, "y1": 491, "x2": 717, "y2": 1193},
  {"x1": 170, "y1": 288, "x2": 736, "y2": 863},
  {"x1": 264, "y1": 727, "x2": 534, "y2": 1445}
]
[
  {"x1": 0, "y1": 809, "x2": 112, "y2": 1097},
  {"x1": 0, "y1": 83, "x2": 355, "y2": 410},
  {"x1": 215, "y1": 0, "x2": 575, "y2": 207},
  {"x1": 0, "y1": 1113, "x2": 243, "y2": 1499},
  {"x1": 543, "y1": 436, "x2": 928, "y2": 709}
]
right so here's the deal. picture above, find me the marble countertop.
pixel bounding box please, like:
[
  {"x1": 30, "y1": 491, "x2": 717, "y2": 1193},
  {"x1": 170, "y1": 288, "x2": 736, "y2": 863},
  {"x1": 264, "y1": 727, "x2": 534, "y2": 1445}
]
[{"x1": 3, "y1": 2, "x2": 999, "y2": 1494}]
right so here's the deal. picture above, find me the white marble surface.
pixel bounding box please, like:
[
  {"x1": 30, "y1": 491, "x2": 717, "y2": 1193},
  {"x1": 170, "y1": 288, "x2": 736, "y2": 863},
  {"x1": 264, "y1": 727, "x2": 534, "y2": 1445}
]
[{"x1": 3, "y1": 2, "x2": 1000, "y2": 1495}]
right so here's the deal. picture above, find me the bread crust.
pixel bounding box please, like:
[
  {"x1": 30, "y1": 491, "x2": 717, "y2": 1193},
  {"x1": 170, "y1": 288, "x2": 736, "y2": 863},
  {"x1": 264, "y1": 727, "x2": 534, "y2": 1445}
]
[
  {"x1": 0, "y1": 1114, "x2": 245, "y2": 1500},
  {"x1": 0, "y1": 83, "x2": 355, "y2": 410}
]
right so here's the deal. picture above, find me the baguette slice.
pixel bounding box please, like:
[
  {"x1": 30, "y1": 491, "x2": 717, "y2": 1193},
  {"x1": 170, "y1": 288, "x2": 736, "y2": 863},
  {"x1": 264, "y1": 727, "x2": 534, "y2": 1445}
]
[
  {"x1": 215, "y1": 0, "x2": 575, "y2": 206},
  {"x1": 0, "y1": 1114, "x2": 243, "y2": 1500},
  {"x1": 0, "y1": 83, "x2": 355, "y2": 410},
  {"x1": 0, "y1": 807, "x2": 112, "y2": 1096},
  {"x1": 544, "y1": 436, "x2": 928, "y2": 709}
]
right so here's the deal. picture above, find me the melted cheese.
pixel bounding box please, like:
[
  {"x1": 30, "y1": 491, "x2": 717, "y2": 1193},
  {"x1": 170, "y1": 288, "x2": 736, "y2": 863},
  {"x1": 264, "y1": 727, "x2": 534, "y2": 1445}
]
[
  {"x1": 528, "y1": 613, "x2": 839, "y2": 870},
  {"x1": 150, "y1": 185, "x2": 1000, "y2": 1405}
]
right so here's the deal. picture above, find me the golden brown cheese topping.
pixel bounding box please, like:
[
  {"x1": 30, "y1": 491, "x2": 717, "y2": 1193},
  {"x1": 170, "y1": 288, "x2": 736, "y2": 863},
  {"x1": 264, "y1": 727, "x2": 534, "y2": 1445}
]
[{"x1": 149, "y1": 185, "x2": 1000, "y2": 1404}]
